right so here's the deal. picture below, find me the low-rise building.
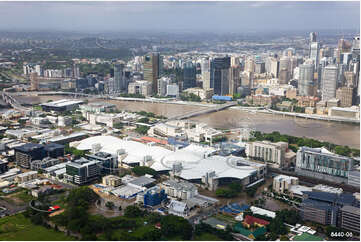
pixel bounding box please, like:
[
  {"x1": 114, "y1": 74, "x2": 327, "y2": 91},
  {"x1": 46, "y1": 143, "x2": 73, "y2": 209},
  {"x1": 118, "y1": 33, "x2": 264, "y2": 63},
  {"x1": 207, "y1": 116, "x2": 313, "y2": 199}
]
[
  {"x1": 183, "y1": 87, "x2": 214, "y2": 100},
  {"x1": 340, "y1": 205, "x2": 360, "y2": 233},
  {"x1": 40, "y1": 99, "x2": 84, "y2": 112},
  {"x1": 136, "y1": 186, "x2": 167, "y2": 207},
  {"x1": 102, "y1": 175, "x2": 122, "y2": 187},
  {"x1": 128, "y1": 81, "x2": 153, "y2": 96},
  {"x1": 300, "y1": 191, "x2": 358, "y2": 226},
  {"x1": 79, "y1": 102, "x2": 116, "y2": 113},
  {"x1": 245, "y1": 94, "x2": 279, "y2": 107},
  {"x1": 161, "y1": 179, "x2": 198, "y2": 200},
  {"x1": 328, "y1": 106, "x2": 360, "y2": 119},
  {"x1": 296, "y1": 96, "x2": 319, "y2": 107},
  {"x1": 327, "y1": 98, "x2": 340, "y2": 108},
  {"x1": 348, "y1": 170, "x2": 360, "y2": 188},
  {"x1": 15, "y1": 171, "x2": 38, "y2": 183},
  {"x1": 30, "y1": 157, "x2": 63, "y2": 171},
  {"x1": 273, "y1": 175, "x2": 299, "y2": 194},
  {"x1": 31, "y1": 185, "x2": 53, "y2": 198},
  {"x1": 168, "y1": 200, "x2": 189, "y2": 217}
]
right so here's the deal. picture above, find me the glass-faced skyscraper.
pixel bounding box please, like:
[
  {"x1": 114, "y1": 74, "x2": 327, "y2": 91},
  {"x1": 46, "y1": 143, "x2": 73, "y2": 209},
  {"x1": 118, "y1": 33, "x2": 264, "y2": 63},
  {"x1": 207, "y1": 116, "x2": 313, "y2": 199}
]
[
  {"x1": 210, "y1": 57, "x2": 231, "y2": 96},
  {"x1": 143, "y1": 52, "x2": 160, "y2": 94},
  {"x1": 114, "y1": 62, "x2": 126, "y2": 92},
  {"x1": 182, "y1": 61, "x2": 196, "y2": 90},
  {"x1": 299, "y1": 61, "x2": 315, "y2": 96}
]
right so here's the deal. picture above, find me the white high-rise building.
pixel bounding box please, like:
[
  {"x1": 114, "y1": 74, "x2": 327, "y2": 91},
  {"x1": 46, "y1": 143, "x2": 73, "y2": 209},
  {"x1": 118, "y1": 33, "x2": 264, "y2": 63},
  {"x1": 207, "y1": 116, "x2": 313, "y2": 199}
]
[
  {"x1": 321, "y1": 65, "x2": 338, "y2": 101},
  {"x1": 310, "y1": 42, "x2": 320, "y2": 70},
  {"x1": 157, "y1": 77, "x2": 171, "y2": 96},
  {"x1": 299, "y1": 61, "x2": 315, "y2": 96},
  {"x1": 201, "y1": 57, "x2": 211, "y2": 90}
]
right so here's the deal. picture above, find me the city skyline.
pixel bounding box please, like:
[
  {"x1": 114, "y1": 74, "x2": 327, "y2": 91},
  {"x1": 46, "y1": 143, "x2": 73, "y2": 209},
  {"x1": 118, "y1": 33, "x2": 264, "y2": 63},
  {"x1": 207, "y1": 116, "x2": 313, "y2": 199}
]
[{"x1": 0, "y1": 1, "x2": 359, "y2": 33}]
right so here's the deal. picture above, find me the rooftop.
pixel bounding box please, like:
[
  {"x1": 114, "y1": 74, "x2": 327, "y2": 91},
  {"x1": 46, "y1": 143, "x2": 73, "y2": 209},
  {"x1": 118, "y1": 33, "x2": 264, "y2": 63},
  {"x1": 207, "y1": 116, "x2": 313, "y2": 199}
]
[{"x1": 41, "y1": 99, "x2": 84, "y2": 108}]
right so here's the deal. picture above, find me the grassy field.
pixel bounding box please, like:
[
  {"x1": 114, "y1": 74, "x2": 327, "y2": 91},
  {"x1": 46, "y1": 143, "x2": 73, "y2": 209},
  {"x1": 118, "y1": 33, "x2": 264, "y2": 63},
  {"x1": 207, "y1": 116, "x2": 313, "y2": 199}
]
[
  {"x1": 0, "y1": 213, "x2": 74, "y2": 241},
  {"x1": 194, "y1": 233, "x2": 222, "y2": 241}
]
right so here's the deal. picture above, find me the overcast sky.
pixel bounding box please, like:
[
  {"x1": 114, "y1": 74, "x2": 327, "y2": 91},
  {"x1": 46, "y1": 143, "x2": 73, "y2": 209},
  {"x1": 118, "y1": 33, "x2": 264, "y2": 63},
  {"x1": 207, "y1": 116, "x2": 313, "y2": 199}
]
[{"x1": 0, "y1": 1, "x2": 359, "y2": 33}]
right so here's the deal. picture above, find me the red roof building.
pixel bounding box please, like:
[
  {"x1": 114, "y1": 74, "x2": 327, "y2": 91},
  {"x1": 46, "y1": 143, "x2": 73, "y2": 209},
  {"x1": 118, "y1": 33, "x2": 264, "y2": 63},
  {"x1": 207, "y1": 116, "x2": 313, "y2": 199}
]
[{"x1": 243, "y1": 215, "x2": 270, "y2": 228}]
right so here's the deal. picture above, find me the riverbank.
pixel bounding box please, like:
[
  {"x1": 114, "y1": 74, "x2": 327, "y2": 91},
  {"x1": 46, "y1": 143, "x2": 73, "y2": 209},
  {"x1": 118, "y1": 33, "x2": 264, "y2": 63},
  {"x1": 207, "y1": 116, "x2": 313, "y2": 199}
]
[{"x1": 13, "y1": 94, "x2": 361, "y2": 149}]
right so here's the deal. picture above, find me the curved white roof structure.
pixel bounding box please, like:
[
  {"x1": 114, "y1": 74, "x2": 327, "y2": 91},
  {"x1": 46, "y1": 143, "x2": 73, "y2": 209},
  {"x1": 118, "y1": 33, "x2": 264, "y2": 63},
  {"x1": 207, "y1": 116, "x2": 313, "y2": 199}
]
[
  {"x1": 75, "y1": 135, "x2": 265, "y2": 182},
  {"x1": 75, "y1": 135, "x2": 172, "y2": 164}
]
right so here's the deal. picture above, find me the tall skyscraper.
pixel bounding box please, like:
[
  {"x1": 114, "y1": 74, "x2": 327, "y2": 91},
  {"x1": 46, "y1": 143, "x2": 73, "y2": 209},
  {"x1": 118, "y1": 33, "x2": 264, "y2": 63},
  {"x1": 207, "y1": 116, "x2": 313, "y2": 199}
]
[
  {"x1": 321, "y1": 65, "x2": 338, "y2": 101},
  {"x1": 244, "y1": 57, "x2": 254, "y2": 72},
  {"x1": 114, "y1": 62, "x2": 127, "y2": 92},
  {"x1": 269, "y1": 57, "x2": 279, "y2": 78},
  {"x1": 310, "y1": 32, "x2": 317, "y2": 43},
  {"x1": 298, "y1": 61, "x2": 315, "y2": 96},
  {"x1": 73, "y1": 63, "x2": 80, "y2": 78},
  {"x1": 143, "y1": 52, "x2": 160, "y2": 94},
  {"x1": 201, "y1": 57, "x2": 211, "y2": 90},
  {"x1": 310, "y1": 42, "x2": 320, "y2": 70},
  {"x1": 279, "y1": 56, "x2": 290, "y2": 84},
  {"x1": 210, "y1": 57, "x2": 231, "y2": 95},
  {"x1": 230, "y1": 65, "x2": 241, "y2": 95},
  {"x1": 182, "y1": 61, "x2": 196, "y2": 90}
]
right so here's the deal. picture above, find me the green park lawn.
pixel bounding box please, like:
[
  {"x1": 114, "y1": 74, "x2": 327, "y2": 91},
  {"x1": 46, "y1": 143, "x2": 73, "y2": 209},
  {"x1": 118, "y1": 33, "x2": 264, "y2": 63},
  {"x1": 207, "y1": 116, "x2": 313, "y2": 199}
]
[
  {"x1": 194, "y1": 233, "x2": 223, "y2": 241},
  {"x1": 0, "y1": 213, "x2": 74, "y2": 241}
]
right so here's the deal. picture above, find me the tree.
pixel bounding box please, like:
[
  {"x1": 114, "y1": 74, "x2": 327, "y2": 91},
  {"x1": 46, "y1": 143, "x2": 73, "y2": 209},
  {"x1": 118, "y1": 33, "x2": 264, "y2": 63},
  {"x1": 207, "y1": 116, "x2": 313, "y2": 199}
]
[
  {"x1": 135, "y1": 125, "x2": 150, "y2": 135},
  {"x1": 228, "y1": 181, "x2": 243, "y2": 193},
  {"x1": 215, "y1": 188, "x2": 237, "y2": 198},
  {"x1": 132, "y1": 166, "x2": 158, "y2": 177},
  {"x1": 113, "y1": 123, "x2": 123, "y2": 129},
  {"x1": 137, "y1": 117, "x2": 150, "y2": 123},
  {"x1": 105, "y1": 201, "x2": 115, "y2": 210},
  {"x1": 161, "y1": 215, "x2": 193, "y2": 240},
  {"x1": 124, "y1": 205, "x2": 143, "y2": 218}
]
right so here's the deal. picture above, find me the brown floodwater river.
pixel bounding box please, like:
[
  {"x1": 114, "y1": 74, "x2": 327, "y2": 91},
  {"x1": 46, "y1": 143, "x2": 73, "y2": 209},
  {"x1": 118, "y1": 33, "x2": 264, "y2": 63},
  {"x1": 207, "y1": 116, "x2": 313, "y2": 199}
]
[{"x1": 17, "y1": 95, "x2": 360, "y2": 149}]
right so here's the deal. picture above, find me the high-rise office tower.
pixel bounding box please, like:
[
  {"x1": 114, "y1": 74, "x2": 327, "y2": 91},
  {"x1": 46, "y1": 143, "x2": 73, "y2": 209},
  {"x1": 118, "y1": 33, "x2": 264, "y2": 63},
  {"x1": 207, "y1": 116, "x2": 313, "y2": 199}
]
[
  {"x1": 269, "y1": 57, "x2": 279, "y2": 78},
  {"x1": 310, "y1": 42, "x2": 320, "y2": 70},
  {"x1": 210, "y1": 57, "x2": 231, "y2": 96},
  {"x1": 310, "y1": 32, "x2": 317, "y2": 43},
  {"x1": 114, "y1": 62, "x2": 127, "y2": 92},
  {"x1": 30, "y1": 72, "x2": 39, "y2": 91},
  {"x1": 230, "y1": 65, "x2": 241, "y2": 95},
  {"x1": 231, "y1": 56, "x2": 240, "y2": 67},
  {"x1": 143, "y1": 52, "x2": 160, "y2": 94},
  {"x1": 298, "y1": 61, "x2": 315, "y2": 96},
  {"x1": 201, "y1": 57, "x2": 211, "y2": 90},
  {"x1": 321, "y1": 65, "x2": 338, "y2": 101},
  {"x1": 279, "y1": 56, "x2": 290, "y2": 84},
  {"x1": 182, "y1": 61, "x2": 197, "y2": 90},
  {"x1": 254, "y1": 61, "x2": 265, "y2": 74},
  {"x1": 245, "y1": 57, "x2": 254, "y2": 72},
  {"x1": 73, "y1": 63, "x2": 80, "y2": 78}
]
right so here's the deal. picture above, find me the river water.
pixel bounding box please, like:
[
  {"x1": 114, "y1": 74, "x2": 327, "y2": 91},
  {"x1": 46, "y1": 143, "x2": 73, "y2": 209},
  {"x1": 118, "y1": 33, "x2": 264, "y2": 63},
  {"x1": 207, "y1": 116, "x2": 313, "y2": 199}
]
[{"x1": 16, "y1": 95, "x2": 360, "y2": 149}]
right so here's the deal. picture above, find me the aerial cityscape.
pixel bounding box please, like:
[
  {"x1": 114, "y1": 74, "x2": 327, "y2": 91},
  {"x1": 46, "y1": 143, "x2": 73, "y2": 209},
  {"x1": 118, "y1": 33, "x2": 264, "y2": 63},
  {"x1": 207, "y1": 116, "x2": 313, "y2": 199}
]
[{"x1": 0, "y1": 1, "x2": 359, "y2": 241}]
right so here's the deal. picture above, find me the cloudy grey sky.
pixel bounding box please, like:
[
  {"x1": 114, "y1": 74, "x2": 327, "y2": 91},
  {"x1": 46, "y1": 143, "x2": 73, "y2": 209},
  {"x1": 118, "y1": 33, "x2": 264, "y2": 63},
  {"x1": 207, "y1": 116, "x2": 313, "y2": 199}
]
[{"x1": 0, "y1": 1, "x2": 359, "y2": 33}]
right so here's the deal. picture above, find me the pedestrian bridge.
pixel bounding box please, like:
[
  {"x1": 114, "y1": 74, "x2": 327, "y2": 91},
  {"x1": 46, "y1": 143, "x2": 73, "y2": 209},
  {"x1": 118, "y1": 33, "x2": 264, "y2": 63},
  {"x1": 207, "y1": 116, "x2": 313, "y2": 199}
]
[{"x1": 167, "y1": 101, "x2": 237, "y2": 120}]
